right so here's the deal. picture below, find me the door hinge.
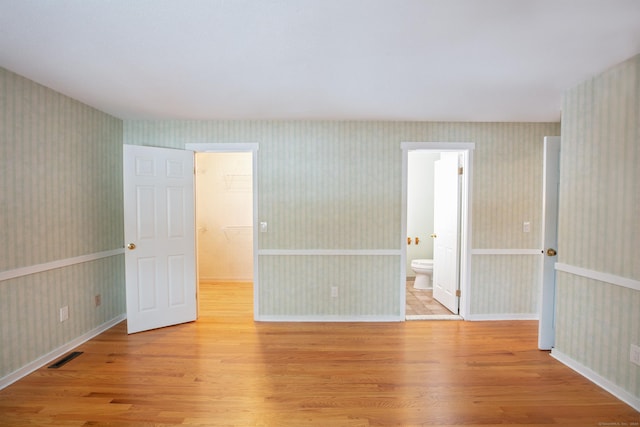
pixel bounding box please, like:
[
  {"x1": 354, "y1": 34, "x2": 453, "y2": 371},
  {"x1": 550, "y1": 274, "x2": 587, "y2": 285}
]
[
  {"x1": 458, "y1": 166, "x2": 463, "y2": 175},
  {"x1": 455, "y1": 289, "x2": 461, "y2": 297}
]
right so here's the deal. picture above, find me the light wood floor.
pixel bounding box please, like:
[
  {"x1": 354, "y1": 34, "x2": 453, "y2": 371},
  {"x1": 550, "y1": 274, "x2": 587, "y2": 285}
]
[{"x1": 0, "y1": 282, "x2": 638, "y2": 426}]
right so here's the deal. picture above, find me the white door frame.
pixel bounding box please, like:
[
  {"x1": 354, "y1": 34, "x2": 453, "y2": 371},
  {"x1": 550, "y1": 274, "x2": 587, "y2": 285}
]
[
  {"x1": 185, "y1": 143, "x2": 260, "y2": 319},
  {"x1": 401, "y1": 142, "x2": 475, "y2": 319}
]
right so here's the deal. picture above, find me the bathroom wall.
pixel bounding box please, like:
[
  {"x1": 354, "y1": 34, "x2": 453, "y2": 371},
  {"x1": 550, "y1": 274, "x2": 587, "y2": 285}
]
[
  {"x1": 406, "y1": 151, "x2": 440, "y2": 277},
  {"x1": 554, "y1": 54, "x2": 640, "y2": 404},
  {"x1": 196, "y1": 152, "x2": 253, "y2": 282},
  {"x1": 124, "y1": 120, "x2": 559, "y2": 319},
  {"x1": 0, "y1": 68, "x2": 125, "y2": 381}
]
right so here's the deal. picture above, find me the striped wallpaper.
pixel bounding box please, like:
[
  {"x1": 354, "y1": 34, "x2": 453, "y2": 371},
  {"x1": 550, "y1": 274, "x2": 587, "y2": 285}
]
[
  {"x1": 470, "y1": 255, "x2": 540, "y2": 316},
  {"x1": 258, "y1": 255, "x2": 401, "y2": 319},
  {"x1": 125, "y1": 120, "x2": 559, "y2": 317},
  {"x1": 0, "y1": 68, "x2": 125, "y2": 379},
  {"x1": 555, "y1": 54, "x2": 640, "y2": 400}
]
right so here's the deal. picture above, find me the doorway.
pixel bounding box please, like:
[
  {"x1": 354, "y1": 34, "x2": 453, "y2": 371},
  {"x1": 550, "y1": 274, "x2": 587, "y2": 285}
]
[
  {"x1": 401, "y1": 142, "x2": 474, "y2": 320},
  {"x1": 195, "y1": 152, "x2": 254, "y2": 283},
  {"x1": 186, "y1": 143, "x2": 260, "y2": 319}
]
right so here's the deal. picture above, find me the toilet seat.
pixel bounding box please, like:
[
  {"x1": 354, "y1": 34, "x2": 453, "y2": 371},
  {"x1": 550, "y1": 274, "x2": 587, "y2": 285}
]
[{"x1": 411, "y1": 259, "x2": 433, "y2": 269}]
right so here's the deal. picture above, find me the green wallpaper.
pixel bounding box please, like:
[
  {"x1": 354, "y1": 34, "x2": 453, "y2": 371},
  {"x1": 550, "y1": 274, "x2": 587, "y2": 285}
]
[
  {"x1": 559, "y1": 55, "x2": 639, "y2": 278},
  {"x1": 125, "y1": 120, "x2": 559, "y2": 317},
  {"x1": 556, "y1": 54, "x2": 640, "y2": 399},
  {"x1": 556, "y1": 273, "x2": 640, "y2": 397},
  {"x1": 471, "y1": 255, "x2": 540, "y2": 315},
  {"x1": 0, "y1": 68, "x2": 125, "y2": 379},
  {"x1": 259, "y1": 255, "x2": 401, "y2": 318},
  {"x1": 1, "y1": 70, "x2": 123, "y2": 270},
  {"x1": 0, "y1": 257, "x2": 125, "y2": 375},
  {"x1": 472, "y1": 123, "x2": 546, "y2": 249}
]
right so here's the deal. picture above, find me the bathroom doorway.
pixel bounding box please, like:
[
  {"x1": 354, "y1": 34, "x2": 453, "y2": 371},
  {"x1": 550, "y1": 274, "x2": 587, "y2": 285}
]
[
  {"x1": 401, "y1": 142, "x2": 474, "y2": 320},
  {"x1": 187, "y1": 143, "x2": 259, "y2": 319}
]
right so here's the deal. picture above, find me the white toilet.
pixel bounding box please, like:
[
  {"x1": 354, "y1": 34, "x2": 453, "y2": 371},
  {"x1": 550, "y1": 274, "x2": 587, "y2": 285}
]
[{"x1": 410, "y1": 259, "x2": 434, "y2": 290}]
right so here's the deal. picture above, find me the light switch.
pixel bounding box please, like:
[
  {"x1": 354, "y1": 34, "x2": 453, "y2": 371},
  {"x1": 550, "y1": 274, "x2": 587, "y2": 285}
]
[{"x1": 260, "y1": 222, "x2": 268, "y2": 233}]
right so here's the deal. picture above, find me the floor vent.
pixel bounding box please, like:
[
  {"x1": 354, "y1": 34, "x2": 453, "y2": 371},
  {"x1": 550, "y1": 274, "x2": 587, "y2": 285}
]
[{"x1": 48, "y1": 351, "x2": 83, "y2": 369}]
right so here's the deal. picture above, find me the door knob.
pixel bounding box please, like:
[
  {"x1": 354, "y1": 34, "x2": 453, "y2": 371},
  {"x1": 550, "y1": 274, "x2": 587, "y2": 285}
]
[
  {"x1": 127, "y1": 243, "x2": 136, "y2": 250},
  {"x1": 546, "y1": 248, "x2": 557, "y2": 256}
]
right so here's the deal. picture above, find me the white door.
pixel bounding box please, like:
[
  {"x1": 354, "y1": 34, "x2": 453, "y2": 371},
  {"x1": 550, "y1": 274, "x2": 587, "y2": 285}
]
[
  {"x1": 123, "y1": 145, "x2": 197, "y2": 334},
  {"x1": 538, "y1": 136, "x2": 560, "y2": 349},
  {"x1": 432, "y1": 154, "x2": 460, "y2": 313}
]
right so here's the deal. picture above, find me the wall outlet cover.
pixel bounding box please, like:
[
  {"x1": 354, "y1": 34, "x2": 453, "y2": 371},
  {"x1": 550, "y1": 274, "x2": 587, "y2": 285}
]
[
  {"x1": 59, "y1": 306, "x2": 69, "y2": 322},
  {"x1": 630, "y1": 344, "x2": 640, "y2": 366}
]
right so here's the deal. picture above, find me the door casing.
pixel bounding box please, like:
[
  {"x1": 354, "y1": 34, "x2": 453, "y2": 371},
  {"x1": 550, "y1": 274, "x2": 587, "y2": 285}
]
[
  {"x1": 401, "y1": 142, "x2": 475, "y2": 319},
  {"x1": 186, "y1": 143, "x2": 260, "y2": 319}
]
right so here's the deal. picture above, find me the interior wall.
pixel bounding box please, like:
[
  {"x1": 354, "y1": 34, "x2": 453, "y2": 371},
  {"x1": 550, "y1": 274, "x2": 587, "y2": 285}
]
[
  {"x1": 124, "y1": 120, "x2": 559, "y2": 319},
  {"x1": 554, "y1": 54, "x2": 640, "y2": 401},
  {"x1": 406, "y1": 151, "x2": 439, "y2": 277},
  {"x1": 196, "y1": 152, "x2": 253, "y2": 282},
  {"x1": 0, "y1": 68, "x2": 125, "y2": 380}
]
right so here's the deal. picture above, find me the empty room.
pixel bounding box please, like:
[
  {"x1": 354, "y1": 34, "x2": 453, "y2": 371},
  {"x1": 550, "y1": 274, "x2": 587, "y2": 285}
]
[{"x1": 1, "y1": 1, "x2": 639, "y2": 425}]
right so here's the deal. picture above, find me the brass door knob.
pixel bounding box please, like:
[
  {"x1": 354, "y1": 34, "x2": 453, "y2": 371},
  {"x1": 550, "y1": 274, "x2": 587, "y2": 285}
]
[
  {"x1": 127, "y1": 243, "x2": 136, "y2": 250},
  {"x1": 407, "y1": 237, "x2": 412, "y2": 245},
  {"x1": 546, "y1": 248, "x2": 557, "y2": 256}
]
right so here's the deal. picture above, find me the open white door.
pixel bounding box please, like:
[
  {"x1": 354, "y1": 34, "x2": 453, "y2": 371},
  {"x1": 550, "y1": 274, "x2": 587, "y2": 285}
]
[
  {"x1": 538, "y1": 136, "x2": 560, "y2": 349},
  {"x1": 123, "y1": 145, "x2": 197, "y2": 334},
  {"x1": 432, "y1": 153, "x2": 460, "y2": 313}
]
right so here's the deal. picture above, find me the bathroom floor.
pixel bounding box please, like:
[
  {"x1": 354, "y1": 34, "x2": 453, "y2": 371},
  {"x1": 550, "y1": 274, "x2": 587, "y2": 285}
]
[{"x1": 405, "y1": 280, "x2": 453, "y2": 316}]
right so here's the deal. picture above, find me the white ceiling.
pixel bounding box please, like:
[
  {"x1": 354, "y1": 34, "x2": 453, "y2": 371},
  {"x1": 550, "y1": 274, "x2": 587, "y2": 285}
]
[{"x1": 1, "y1": 0, "x2": 639, "y2": 122}]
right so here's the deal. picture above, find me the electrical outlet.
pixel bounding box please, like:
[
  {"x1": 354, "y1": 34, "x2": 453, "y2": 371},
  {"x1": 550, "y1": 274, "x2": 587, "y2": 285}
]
[
  {"x1": 59, "y1": 306, "x2": 69, "y2": 322},
  {"x1": 630, "y1": 344, "x2": 640, "y2": 366},
  {"x1": 95, "y1": 294, "x2": 101, "y2": 307},
  {"x1": 523, "y1": 221, "x2": 530, "y2": 233},
  {"x1": 331, "y1": 286, "x2": 338, "y2": 298}
]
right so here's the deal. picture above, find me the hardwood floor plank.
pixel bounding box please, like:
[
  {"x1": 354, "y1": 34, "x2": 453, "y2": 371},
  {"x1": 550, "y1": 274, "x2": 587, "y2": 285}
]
[{"x1": 0, "y1": 282, "x2": 637, "y2": 426}]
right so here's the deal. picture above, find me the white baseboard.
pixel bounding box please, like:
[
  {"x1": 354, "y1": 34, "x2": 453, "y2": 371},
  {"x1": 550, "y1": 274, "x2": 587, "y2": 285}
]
[
  {"x1": 466, "y1": 313, "x2": 538, "y2": 321},
  {"x1": 551, "y1": 348, "x2": 640, "y2": 411},
  {"x1": 255, "y1": 315, "x2": 403, "y2": 322},
  {"x1": 0, "y1": 314, "x2": 126, "y2": 391}
]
